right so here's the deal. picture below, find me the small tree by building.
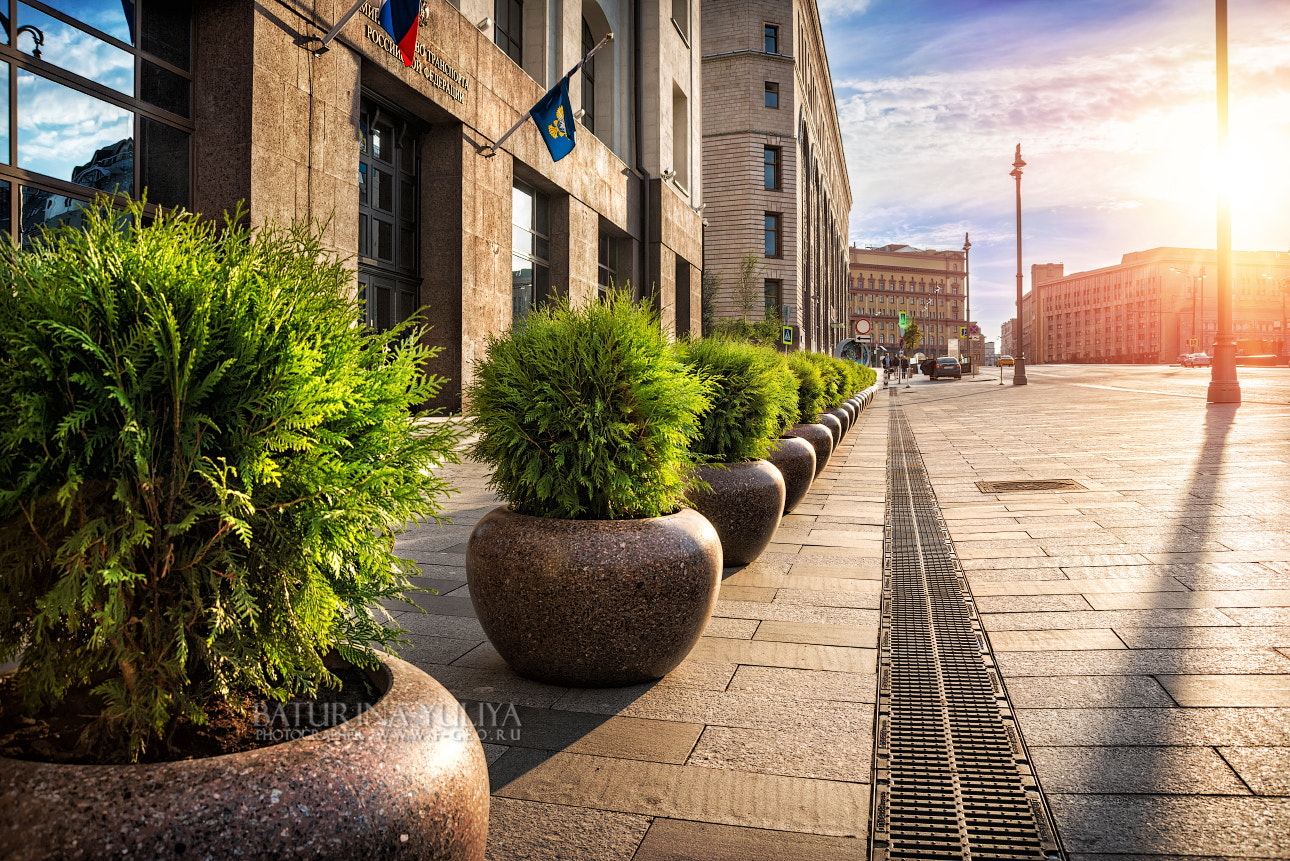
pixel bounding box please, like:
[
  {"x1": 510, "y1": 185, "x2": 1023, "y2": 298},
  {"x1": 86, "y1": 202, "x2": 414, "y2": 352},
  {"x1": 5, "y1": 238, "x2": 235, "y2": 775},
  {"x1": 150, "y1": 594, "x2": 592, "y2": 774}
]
[
  {"x1": 734, "y1": 252, "x2": 764, "y2": 322},
  {"x1": 902, "y1": 321, "x2": 923, "y2": 354}
]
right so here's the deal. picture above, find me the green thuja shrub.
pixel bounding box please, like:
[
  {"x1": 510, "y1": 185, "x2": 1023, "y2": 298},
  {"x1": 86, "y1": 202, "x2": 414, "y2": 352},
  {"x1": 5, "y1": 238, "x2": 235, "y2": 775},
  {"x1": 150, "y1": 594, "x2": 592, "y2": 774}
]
[
  {"x1": 679, "y1": 339, "x2": 798, "y2": 463},
  {"x1": 467, "y1": 290, "x2": 711, "y2": 520},
  {"x1": 0, "y1": 201, "x2": 458, "y2": 762},
  {"x1": 786, "y1": 353, "x2": 826, "y2": 424},
  {"x1": 855, "y1": 363, "x2": 878, "y2": 391},
  {"x1": 804, "y1": 352, "x2": 844, "y2": 409}
]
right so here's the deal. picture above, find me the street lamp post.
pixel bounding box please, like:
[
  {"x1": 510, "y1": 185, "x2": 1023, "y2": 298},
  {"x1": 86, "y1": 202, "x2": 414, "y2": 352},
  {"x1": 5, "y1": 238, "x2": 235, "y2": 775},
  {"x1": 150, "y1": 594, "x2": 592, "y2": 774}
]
[
  {"x1": 964, "y1": 232, "x2": 975, "y2": 375},
  {"x1": 1010, "y1": 145, "x2": 1028, "y2": 385},
  {"x1": 1208, "y1": 0, "x2": 1240, "y2": 403}
]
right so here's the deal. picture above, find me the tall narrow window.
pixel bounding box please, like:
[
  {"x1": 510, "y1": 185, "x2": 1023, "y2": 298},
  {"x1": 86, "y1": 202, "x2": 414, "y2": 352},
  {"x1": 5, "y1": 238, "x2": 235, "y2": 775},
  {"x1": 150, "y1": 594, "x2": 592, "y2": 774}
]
[
  {"x1": 764, "y1": 279, "x2": 782, "y2": 317},
  {"x1": 764, "y1": 82, "x2": 779, "y2": 108},
  {"x1": 672, "y1": 0, "x2": 689, "y2": 39},
  {"x1": 358, "y1": 97, "x2": 419, "y2": 333},
  {"x1": 512, "y1": 180, "x2": 550, "y2": 323},
  {"x1": 495, "y1": 0, "x2": 523, "y2": 65},
  {"x1": 598, "y1": 231, "x2": 619, "y2": 296},
  {"x1": 581, "y1": 19, "x2": 595, "y2": 133},
  {"x1": 764, "y1": 212, "x2": 781, "y2": 257},
  {"x1": 764, "y1": 25, "x2": 779, "y2": 54},
  {"x1": 764, "y1": 146, "x2": 781, "y2": 190},
  {"x1": 672, "y1": 86, "x2": 689, "y2": 189}
]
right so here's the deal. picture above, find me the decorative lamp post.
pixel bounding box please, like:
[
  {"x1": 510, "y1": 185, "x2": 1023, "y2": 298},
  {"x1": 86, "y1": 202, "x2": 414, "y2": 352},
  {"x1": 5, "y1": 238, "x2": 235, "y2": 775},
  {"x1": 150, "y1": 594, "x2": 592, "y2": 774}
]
[
  {"x1": 964, "y1": 232, "x2": 974, "y2": 374},
  {"x1": 1208, "y1": 0, "x2": 1240, "y2": 402},
  {"x1": 1010, "y1": 145, "x2": 1028, "y2": 385}
]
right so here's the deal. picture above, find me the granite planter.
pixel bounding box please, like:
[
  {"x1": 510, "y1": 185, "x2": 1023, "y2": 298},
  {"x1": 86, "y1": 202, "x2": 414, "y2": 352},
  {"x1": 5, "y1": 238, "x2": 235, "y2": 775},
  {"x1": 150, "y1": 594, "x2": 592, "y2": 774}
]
[
  {"x1": 826, "y1": 406, "x2": 851, "y2": 437},
  {"x1": 0, "y1": 654, "x2": 490, "y2": 861},
  {"x1": 783, "y1": 423, "x2": 833, "y2": 478},
  {"x1": 765, "y1": 436, "x2": 816, "y2": 514},
  {"x1": 818, "y1": 412, "x2": 843, "y2": 448},
  {"x1": 685, "y1": 460, "x2": 786, "y2": 565},
  {"x1": 466, "y1": 506, "x2": 722, "y2": 687}
]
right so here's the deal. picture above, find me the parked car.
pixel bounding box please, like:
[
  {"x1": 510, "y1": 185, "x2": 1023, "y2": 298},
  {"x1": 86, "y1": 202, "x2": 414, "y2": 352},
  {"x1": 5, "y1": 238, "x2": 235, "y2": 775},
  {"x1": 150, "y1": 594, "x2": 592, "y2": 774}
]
[
  {"x1": 1182, "y1": 353, "x2": 1212, "y2": 367},
  {"x1": 930, "y1": 356, "x2": 962, "y2": 380},
  {"x1": 998, "y1": 355, "x2": 1014, "y2": 366}
]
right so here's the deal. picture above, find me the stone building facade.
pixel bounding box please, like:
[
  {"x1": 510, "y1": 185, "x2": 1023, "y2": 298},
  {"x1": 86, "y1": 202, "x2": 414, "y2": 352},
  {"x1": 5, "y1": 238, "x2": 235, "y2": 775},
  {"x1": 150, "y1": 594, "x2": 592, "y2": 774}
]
[
  {"x1": 847, "y1": 244, "x2": 968, "y2": 359},
  {"x1": 3, "y1": 0, "x2": 704, "y2": 411},
  {"x1": 700, "y1": 0, "x2": 850, "y2": 354},
  {"x1": 1025, "y1": 248, "x2": 1290, "y2": 364}
]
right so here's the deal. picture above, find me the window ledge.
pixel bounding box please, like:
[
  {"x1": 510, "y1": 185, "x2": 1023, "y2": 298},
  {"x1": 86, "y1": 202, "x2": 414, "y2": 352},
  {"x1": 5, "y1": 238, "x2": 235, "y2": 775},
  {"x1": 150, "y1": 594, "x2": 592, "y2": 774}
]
[{"x1": 671, "y1": 18, "x2": 691, "y2": 47}]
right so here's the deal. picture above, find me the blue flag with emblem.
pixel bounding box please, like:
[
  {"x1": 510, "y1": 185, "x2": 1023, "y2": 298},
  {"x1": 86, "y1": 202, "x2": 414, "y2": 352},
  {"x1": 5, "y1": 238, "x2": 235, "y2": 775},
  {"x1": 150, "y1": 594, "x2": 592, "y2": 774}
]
[{"x1": 531, "y1": 76, "x2": 576, "y2": 162}]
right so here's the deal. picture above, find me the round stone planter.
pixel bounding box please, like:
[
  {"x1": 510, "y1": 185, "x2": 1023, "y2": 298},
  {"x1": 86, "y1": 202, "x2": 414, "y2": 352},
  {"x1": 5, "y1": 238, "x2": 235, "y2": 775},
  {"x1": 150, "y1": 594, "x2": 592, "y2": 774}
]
[
  {"x1": 826, "y1": 406, "x2": 851, "y2": 437},
  {"x1": 685, "y1": 460, "x2": 786, "y2": 566},
  {"x1": 466, "y1": 506, "x2": 722, "y2": 687},
  {"x1": 765, "y1": 436, "x2": 816, "y2": 514},
  {"x1": 819, "y1": 412, "x2": 843, "y2": 448},
  {"x1": 0, "y1": 655, "x2": 490, "y2": 861},
  {"x1": 783, "y1": 423, "x2": 833, "y2": 478}
]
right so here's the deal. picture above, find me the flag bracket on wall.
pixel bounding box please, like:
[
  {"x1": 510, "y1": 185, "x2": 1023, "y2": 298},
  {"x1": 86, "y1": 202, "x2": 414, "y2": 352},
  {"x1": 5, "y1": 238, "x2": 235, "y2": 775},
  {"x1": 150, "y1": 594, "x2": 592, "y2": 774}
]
[{"x1": 309, "y1": 0, "x2": 425, "y2": 61}]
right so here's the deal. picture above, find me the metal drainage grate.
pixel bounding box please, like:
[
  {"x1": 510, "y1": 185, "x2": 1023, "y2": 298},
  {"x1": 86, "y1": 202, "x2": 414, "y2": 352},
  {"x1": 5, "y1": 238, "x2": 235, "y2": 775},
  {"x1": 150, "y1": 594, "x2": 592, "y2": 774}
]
[
  {"x1": 872, "y1": 406, "x2": 1065, "y2": 861},
  {"x1": 975, "y1": 479, "x2": 1084, "y2": 493}
]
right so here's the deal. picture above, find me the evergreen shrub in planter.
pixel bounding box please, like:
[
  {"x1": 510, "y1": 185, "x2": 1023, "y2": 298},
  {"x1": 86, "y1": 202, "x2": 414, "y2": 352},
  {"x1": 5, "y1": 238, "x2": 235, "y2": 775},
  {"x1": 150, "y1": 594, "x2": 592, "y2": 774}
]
[
  {"x1": 0, "y1": 202, "x2": 487, "y2": 859},
  {"x1": 784, "y1": 353, "x2": 833, "y2": 477},
  {"x1": 678, "y1": 338, "x2": 797, "y2": 565},
  {"x1": 465, "y1": 291, "x2": 721, "y2": 686}
]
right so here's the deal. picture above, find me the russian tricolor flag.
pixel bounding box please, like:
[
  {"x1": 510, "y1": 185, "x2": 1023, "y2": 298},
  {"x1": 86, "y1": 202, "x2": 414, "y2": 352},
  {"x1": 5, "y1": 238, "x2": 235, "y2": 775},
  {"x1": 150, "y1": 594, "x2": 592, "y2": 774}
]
[{"x1": 379, "y1": 0, "x2": 420, "y2": 67}]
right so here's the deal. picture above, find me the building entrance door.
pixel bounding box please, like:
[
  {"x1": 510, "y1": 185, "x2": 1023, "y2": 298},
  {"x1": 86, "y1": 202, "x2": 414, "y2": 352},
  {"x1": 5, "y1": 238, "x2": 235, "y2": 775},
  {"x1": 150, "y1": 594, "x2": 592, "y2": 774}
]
[{"x1": 358, "y1": 96, "x2": 419, "y2": 331}]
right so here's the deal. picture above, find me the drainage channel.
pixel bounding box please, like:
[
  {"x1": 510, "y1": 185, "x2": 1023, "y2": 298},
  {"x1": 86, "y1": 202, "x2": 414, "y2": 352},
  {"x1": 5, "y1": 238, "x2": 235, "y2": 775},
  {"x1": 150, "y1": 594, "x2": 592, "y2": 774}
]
[{"x1": 870, "y1": 403, "x2": 1065, "y2": 861}]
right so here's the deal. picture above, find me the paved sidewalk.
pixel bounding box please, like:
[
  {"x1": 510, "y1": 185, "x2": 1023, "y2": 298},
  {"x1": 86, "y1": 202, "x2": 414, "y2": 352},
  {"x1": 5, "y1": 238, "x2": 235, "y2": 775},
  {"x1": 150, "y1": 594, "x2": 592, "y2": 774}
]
[
  {"x1": 392, "y1": 369, "x2": 1290, "y2": 859},
  {"x1": 389, "y1": 403, "x2": 887, "y2": 860},
  {"x1": 896, "y1": 372, "x2": 1290, "y2": 859}
]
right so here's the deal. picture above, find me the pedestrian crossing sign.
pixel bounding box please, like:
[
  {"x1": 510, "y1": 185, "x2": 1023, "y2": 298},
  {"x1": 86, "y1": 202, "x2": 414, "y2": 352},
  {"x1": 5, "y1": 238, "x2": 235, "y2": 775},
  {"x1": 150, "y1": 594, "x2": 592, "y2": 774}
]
[
  {"x1": 898, "y1": 312, "x2": 908, "y2": 328},
  {"x1": 782, "y1": 325, "x2": 793, "y2": 345}
]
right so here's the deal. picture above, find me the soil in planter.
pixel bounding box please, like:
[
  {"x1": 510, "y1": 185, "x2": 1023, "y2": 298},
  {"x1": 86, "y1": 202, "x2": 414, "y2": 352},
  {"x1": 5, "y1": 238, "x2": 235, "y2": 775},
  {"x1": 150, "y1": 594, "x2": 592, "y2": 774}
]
[{"x1": 0, "y1": 663, "x2": 380, "y2": 765}]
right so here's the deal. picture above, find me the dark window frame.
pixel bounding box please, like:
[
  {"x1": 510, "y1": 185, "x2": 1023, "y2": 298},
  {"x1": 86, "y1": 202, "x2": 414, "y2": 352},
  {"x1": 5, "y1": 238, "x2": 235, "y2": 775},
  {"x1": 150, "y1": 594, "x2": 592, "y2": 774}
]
[
  {"x1": 764, "y1": 211, "x2": 782, "y2": 258},
  {"x1": 581, "y1": 18, "x2": 595, "y2": 133},
  {"x1": 494, "y1": 0, "x2": 523, "y2": 65},
  {"x1": 2, "y1": 2, "x2": 195, "y2": 244},
  {"x1": 763, "y1": 145, "x2": 781, "y2": 190},
  {"x1": 764, "y1": 24, "x2": 779, "y2": 54},
  {"x1": 764, "y1": 81, "x2": 779, "y2": 109},
  {"x1": 358, "y1": 95, "x2": 420, "y2": 333},
  {"x1": 764, "y1": 278, "x2": 782, "y2": 318},
  {"x1": 512, "y1": 179, "x2": 551, "y2": 323}
]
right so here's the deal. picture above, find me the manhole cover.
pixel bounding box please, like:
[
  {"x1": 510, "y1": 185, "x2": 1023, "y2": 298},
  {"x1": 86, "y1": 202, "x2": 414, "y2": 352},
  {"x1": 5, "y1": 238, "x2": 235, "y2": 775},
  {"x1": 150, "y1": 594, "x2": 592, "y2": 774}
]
[{"x1": 975, "y1": 479, "x2": 1084, "y2": 493}]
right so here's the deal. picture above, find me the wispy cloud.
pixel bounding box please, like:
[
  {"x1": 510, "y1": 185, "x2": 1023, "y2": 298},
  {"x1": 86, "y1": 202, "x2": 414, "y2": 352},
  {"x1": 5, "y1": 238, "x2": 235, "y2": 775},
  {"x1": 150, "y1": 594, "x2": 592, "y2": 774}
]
[{"x1": 829, "y1": 0, "x2": 1290, "y2": 339}]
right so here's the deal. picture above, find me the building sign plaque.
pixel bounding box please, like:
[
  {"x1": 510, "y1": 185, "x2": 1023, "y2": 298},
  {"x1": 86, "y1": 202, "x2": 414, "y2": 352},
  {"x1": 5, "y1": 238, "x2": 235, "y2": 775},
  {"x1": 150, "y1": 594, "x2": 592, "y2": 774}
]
[{"x1": 361, "y1": 4, "x2": 470, "y2": 103}]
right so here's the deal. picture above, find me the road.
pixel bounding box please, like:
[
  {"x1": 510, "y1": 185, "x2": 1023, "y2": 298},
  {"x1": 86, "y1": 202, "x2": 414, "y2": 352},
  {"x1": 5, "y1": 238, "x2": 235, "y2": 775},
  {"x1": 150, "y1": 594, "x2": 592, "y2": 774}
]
[{"x1": 899, "y1": 363, "x2": 1290, "y2": 406}]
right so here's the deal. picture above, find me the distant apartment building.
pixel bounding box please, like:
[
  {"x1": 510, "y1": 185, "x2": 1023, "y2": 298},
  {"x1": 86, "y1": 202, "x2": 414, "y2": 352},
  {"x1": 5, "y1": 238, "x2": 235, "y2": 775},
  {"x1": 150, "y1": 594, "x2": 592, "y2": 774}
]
[
  {"x1": 847, "y1": 244, "x2": 969, "y2": 358},
  {"x1": 1024, "y1": 248, "x2": 1290, "y2": 364},
  {"x1": 701, "y1": 0, "x2": 851, "y2": 353},
  {"x1": 1001, "y1": 318, "x2": 1017, "y2": 358}
]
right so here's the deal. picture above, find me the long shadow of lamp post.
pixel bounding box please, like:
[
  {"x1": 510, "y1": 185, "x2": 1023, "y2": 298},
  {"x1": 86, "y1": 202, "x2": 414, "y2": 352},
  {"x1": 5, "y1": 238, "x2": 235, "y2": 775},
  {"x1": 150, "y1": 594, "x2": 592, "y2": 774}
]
[{"x1": 1010, "y1": 145, "x2": 1028, "y2": 385}]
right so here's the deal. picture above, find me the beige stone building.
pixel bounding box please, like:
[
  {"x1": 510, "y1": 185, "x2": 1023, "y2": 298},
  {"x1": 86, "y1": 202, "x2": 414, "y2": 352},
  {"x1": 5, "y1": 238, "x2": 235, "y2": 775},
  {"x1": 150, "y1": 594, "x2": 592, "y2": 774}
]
[
  {"x1": 847, "y1": 244, "x2": 969, "y2": 360},
  {"x1": 1024, "y1": 248, "x2": 1290, "y2": 364},
  {"x1": 700, "y1": 0, "x2": 850, "y2": 353},
  {"x1": 3, "y1": 0, "x2": 704, "y2": 410}
]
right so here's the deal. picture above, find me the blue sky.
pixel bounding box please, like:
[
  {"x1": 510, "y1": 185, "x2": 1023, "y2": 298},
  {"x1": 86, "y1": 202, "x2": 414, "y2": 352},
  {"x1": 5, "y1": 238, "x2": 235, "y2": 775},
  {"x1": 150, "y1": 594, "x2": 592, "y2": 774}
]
[{"x1": 820, "y1": 0, "x2": 1290, "y2": 346}]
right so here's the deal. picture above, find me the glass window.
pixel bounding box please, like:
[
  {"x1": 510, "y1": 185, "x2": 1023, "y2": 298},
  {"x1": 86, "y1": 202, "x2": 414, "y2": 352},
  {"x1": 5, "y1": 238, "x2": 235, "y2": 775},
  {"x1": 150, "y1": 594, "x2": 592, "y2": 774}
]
[
  {"x1": 140, "y1": 116, "x2": 189, "y2": 208},
  {"x1": 357, "y1": 97, "x2": 419, "y2": 331},
  {"x1": 17, "y1": 70, "x2": 133, "y2": 195},
  {"x1": 37, "y1": 0, "x2": 134, "y2": 44},
  {"x1": 598, "y1": 232, "x2": 619, "y2": 294},
  {"x1": 141, "y1": 0, "x2": 192, "y2": 70},
  {"x1": 764, "y1": 279, "x2": 781, "y2": 317},
  {"x1": 764, "y1": 25, "x2": 778, "y2": 54},
  {"x1": 141, "y1": 60, "x2": 190, "y2": 118},
  {"x1": 17, "y1": 3, "x2": 134, "y2": 94},
  {"x1": 0, "y1": 182, "x2": 10, "y2": 238},
  {"x1": 494, "y1": 0, "x2": 522, "y2": 65},
  {"x1": 581, "y1": 20, "x2": 595, "y2": 134},
  {"x1": 764, "y1": 82, "x2": 778, "y2": 109},
  {"x1": 764, "y1": 212, "x2": 780, "y2": 257},
  {"x1": 764, "y1": 146, "x2": 780, "y2": 191},
  {"x1": 512, "y1": 180, "x2": 550, "y2": 323}
]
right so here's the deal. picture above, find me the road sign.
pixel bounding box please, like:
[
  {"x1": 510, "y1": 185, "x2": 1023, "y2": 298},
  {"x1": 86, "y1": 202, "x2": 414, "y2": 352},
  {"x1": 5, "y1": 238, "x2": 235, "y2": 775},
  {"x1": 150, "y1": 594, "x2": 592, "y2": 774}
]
[
  {"x1": 857, "y1": 334, "x2": 872, "y2": 343},
  {"x1": 968, "y1": 323, "x2": 981, "y2": 337},
  {"x1": 782, "y1": 325, "x2": 793, "y2": 345},
  {"x1": 855, "y1": 318, "x2": 872, "y2": 336},
  {"x1": 898, "y1": 312, "x2": 908, "y2": 328}
]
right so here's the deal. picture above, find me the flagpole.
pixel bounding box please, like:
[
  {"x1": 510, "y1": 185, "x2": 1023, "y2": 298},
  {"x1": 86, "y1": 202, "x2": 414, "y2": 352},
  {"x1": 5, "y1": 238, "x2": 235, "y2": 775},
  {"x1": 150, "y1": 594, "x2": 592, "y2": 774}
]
[
  {"x1": 314, "y1": 0, "x2": 368, "y2": 51},
  {"x1": 483, "y1": 32, "x2": 613, "y2": 158}
]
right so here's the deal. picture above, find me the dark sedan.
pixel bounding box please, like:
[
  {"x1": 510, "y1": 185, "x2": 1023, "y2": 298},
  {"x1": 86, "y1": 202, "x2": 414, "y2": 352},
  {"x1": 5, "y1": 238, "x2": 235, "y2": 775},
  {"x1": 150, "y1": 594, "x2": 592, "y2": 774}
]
[{"x1": 930, "y1": 357, "x2": 962, "y2": 380}]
